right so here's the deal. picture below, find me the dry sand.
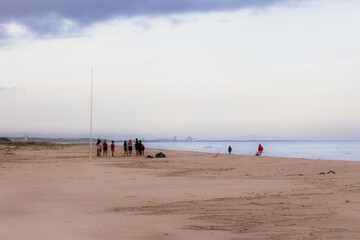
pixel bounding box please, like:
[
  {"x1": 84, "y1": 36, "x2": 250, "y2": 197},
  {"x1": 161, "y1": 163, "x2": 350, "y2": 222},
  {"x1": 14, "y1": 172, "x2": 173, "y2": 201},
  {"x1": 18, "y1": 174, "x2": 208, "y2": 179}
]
[{"x1": 0, "y1": 142, "x2": 360, "y2": 240}]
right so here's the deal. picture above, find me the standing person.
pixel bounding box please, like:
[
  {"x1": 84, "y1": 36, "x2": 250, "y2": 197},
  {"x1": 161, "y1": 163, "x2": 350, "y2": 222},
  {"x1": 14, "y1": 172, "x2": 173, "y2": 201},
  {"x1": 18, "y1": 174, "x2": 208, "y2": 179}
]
[
  {"x1": 256, "y1": 144, "x2": 263, "y2": 156},
  {"x1": 123, "y1": 141, "x2": 128, "y2": 156},
  {"x1": 135, "y1": 138, "x2": 139, "y2": 156},
  {"x1": 140, "y1": 140, "x2": 145, "y2": 155},
  {"x1": 103, "y1": 140, "x2": 108, "y2": 157},
  {"x1": 111, "y1": 141, "x2": 115, "y2": 157},
  {"x1": 137, "y1": 139, "x2": 142, "y2": 155},
  {"x1": 228, "y1": 146, "x2": 232, "y2": 154},
  {"x1": 96, "y1": 139, "x2": 102, "y2": 157},
  {"x1": 128, "y1": 139, "x2": 133, "y2": 155}
]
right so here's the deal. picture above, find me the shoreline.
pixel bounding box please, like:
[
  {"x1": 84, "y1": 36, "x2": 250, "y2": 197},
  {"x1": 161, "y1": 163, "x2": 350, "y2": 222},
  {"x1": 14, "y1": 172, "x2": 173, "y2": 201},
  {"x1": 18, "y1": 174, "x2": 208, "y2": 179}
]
[
  {"x1": 1, "y1": 143, "x2": 360, "y2": 239},
  {"x1": 3, "y1": 139, "x2": 359, "y2": 161},
  {"x1": 145, "y1": 147, "x2": 359, "y2": 163},
  {"x1": 143, "y1": 141, "x2": 360, "y2": 162},
  {"x1": 147, "y1": 147, "x2": 358, "y2": 163}
]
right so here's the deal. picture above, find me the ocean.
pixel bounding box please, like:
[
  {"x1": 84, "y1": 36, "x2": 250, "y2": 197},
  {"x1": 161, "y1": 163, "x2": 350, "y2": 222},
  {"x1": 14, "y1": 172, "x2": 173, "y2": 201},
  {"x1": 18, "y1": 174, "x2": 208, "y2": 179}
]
[{"x1": 141, "y1": 141, "x2": 360, "y2": 161}]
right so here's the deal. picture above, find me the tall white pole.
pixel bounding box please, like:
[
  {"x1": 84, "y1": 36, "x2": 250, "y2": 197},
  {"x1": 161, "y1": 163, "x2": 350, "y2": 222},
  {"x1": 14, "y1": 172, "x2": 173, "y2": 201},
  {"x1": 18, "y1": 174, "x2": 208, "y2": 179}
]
[{"x1": 90, "y1": 68, "x2": 93, "y2": 161}]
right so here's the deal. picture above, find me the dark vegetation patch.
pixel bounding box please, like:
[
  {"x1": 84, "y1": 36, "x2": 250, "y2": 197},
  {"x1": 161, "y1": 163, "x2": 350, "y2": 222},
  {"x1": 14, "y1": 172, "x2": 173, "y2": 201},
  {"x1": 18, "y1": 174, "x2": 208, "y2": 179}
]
[
  {"x1": 0, "y1": 137, "x2": 11, "y2": 142},
  {"x1": 0, "y1": 140, "x2": 66, "y2": 148}
]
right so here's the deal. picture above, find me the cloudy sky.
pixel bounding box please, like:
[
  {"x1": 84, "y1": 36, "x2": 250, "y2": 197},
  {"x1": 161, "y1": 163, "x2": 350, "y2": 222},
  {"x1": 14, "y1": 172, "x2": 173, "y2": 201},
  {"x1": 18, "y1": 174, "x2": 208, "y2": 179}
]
[{"x1": 1, "y1": 0, "x2": 359, "y2": 140}]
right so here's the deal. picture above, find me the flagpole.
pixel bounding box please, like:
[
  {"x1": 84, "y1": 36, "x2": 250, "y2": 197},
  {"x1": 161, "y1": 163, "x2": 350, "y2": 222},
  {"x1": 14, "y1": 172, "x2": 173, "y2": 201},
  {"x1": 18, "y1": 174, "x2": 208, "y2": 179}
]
[{"x1": 90, "y1": 68, "x2": 93, "y2": 161}]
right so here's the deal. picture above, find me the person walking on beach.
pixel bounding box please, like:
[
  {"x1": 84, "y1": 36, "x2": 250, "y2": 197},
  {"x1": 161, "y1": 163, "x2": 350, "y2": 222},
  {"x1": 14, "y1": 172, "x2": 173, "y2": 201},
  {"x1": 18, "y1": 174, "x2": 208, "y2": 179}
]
[
  {"x1": 96, "y1": 139, "x2": 102, "y2": 157},
  {"x1": 128, "y1": 139, "x2": 133, "y2": 155},
  {"x1": 103, "y1": 140, "x2": 108, "y2": 157},
  {"x1": 228, "y1": 146, "x2": 232, "y2": 154},
  {"x1": 256, "y1": 144, "x2": 263, "y2": 156},
  {"x1": 111, "y1": 141, "x2": 115, "y2": 157},
  {"x1": 135, "y1": 138, "x2": 139, "y2": 156},
  {"x1": 123, "y1": 140, "x2": 128, "y2": 156}
]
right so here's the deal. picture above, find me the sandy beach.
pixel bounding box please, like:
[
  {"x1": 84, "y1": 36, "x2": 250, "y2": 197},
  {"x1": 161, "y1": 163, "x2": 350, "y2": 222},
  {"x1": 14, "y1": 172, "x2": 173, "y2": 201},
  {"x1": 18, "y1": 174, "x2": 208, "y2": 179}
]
[{"x1": 1, "y1": 142, "x2": 360, "y2": 240}]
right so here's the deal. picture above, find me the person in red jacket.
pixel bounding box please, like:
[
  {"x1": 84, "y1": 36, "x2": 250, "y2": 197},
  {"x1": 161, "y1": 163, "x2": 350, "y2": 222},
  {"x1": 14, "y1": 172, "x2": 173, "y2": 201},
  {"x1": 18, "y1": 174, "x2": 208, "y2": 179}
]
[
  {"x1": 111, "y1": 141, "x2": 115, "y2": 157},
  {"x1": 103, "y1": 140, "x2": 108, "y2": 157},
  {"x1": 256, "y1": 144, "x2": 263, "y2": 156}
]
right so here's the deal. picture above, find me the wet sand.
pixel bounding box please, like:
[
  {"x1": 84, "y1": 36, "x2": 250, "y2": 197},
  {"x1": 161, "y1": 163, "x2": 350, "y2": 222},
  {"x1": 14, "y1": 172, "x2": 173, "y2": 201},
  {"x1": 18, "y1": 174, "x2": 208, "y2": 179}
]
[{"x1": 1, "y1": 143, "x2": 360, "y2": 239}]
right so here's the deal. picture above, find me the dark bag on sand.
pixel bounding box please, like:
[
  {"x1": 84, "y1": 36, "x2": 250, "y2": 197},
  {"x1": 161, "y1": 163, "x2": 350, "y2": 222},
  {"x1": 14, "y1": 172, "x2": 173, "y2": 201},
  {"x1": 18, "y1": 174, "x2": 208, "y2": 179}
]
[
  {"x1": 146, "y1": 155, "x2": 154, "y2": 158},
  {"x1": 155, "y1": 152, "x2": 166, "y2": 158}
]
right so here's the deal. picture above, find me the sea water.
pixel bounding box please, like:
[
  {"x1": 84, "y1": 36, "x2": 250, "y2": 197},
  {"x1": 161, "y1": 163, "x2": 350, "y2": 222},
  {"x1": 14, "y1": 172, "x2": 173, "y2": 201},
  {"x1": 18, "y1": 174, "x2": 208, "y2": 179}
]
[{"x1": 142, "y1": 141, "x2": 360, "y2": 161}]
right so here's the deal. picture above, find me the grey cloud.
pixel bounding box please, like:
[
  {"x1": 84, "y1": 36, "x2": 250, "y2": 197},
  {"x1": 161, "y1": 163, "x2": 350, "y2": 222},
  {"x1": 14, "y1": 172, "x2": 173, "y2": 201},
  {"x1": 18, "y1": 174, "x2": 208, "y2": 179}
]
[
  {"x1": 167, "y1": 17, "x2": 189, "y2": 27},
  {"x1": 218, "y1": 18, "x2": 232, "y2": 23},
  {"x1": 0, "y1": 0, "x2": 302, "y2": 38},
  {"x1": 0, "y1": 87, "x2": 17, "y2": 91},
  {"x1": 0, "y1": 87, "x2": 25, "y2": 92},
  {"x1": 133, "y1": 20, "x2": 152, "y2": 31},
  {"x1": 0, "y1": 25, "x2": 9, "y2": 39}
]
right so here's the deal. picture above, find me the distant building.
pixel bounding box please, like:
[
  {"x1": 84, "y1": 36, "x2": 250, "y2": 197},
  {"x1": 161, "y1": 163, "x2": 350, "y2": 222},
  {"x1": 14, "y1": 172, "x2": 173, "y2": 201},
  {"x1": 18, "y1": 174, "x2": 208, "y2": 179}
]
[
  {"x1": 186, "y1": 136, "x2": 194, "y2": 142},
  {"x1": 24, "y1": 135, "x2": 28, "y2": 141},
  {"x1": 173, "y1": 136, "x2": 177, "y2": 142}
]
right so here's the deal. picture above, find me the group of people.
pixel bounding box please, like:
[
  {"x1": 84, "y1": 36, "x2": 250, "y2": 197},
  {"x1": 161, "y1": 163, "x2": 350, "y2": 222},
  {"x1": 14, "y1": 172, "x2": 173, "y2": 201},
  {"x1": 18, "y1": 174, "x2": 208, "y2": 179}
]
[
  {"x1": 96, "y1": 140, "x2": 264, "y2": 157},
  {"x1": 96, "y1": 138, "x2": 145, "y2": 157},
  {"x1": 123, "y1": 138, "x2": 145, "y2": 156},
  {"x1": 228, "y1": 144, "x2": 264, "y2": 156}
]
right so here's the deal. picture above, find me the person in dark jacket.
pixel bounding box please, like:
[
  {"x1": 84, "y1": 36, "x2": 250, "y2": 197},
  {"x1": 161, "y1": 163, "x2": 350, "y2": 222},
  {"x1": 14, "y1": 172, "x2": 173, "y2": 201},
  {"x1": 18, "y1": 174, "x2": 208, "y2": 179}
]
[
  {"x1": 135, "y1": 138, "x2": 139, "y2": 156},
  {"x1": 123, "y1": 141, "x2": 128, "y2": 156}
]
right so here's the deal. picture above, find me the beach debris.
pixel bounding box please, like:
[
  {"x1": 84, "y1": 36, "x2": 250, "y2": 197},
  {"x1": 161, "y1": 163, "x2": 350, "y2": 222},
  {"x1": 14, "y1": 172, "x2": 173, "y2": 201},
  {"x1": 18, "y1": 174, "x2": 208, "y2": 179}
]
[
  {"x1": 155, "y1": 152, "x2": 166, "y2": 158},
  {"x1": 146, "y1": 155, "x2": 154, "y2": 158},
  {"x1": 345, "y1": 200, "x2": 350, "y2": 203},
  {"x1": 319, "y1": 171, "x2": 336, "y2": 175}
]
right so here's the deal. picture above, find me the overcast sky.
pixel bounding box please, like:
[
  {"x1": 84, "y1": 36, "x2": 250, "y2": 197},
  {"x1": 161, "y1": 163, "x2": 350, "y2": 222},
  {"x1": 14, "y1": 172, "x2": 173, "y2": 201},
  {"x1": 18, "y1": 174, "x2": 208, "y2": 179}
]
[{"x1": 1, "y1": 0, "x2": 360, "y2": 140}]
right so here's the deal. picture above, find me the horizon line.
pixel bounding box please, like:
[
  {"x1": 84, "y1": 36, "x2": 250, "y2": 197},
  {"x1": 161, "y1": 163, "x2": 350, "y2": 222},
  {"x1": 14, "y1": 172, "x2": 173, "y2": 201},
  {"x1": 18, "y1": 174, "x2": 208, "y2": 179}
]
[{"x1": 2, "y1": 136, "x2": 360, "y2": 142}]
